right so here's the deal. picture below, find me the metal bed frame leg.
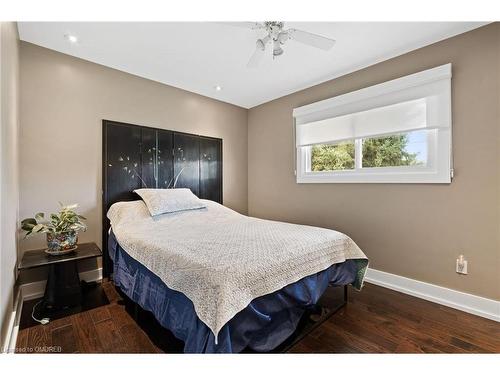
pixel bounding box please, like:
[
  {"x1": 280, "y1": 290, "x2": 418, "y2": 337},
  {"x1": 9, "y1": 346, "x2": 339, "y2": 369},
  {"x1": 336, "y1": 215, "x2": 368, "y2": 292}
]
[
  {"x1": 133, "y1": 303, "x2": 140, "y2": 321},
  {"x1": 277, "y1": 284, "x2": 349, "y2": 352}
]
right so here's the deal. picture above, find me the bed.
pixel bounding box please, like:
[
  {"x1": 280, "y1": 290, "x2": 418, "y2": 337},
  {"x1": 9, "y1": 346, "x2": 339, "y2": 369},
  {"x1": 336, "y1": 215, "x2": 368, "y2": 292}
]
[{"x1": 102, "y1": 120, "x2": 368, "y2": 353}]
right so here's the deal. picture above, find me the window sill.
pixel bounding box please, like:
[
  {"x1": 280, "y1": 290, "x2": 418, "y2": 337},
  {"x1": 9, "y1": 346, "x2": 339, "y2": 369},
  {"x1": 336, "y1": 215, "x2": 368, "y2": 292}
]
[{"x1": 296, "y1": 169, "x2": 452, "y2": 184}]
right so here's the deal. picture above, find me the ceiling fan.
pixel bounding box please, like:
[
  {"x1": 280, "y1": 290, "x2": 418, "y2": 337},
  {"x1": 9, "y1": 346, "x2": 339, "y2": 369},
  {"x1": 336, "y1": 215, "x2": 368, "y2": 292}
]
[{"x1": 226, "y1": 21, "x2": 336, "y2": 68}]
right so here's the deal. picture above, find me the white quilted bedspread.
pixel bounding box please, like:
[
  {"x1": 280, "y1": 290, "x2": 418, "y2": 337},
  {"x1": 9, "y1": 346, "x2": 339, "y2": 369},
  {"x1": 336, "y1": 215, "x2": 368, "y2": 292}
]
[{"x1": 108, "y1": 199, "x2": 368, "y2": 342}]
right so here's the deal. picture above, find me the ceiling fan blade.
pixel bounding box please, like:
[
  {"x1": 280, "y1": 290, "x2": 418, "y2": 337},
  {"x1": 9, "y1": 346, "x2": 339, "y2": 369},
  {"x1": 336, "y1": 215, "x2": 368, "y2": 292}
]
[
  {"x1": 288, "y1": 29, "x2": 336, "y2": 50},
  {"x1": 220, "y1": 22, "x2": 265, "y2": 30},
  {"x1": 247, "y1": 46, "x2": 265, "y2": 68}
]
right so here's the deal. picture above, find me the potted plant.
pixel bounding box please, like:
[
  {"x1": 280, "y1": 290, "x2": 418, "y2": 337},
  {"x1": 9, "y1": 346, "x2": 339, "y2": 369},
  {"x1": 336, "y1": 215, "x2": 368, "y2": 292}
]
[{"x1": 21, "y1": 203, "x2": 87, "y2": 255}]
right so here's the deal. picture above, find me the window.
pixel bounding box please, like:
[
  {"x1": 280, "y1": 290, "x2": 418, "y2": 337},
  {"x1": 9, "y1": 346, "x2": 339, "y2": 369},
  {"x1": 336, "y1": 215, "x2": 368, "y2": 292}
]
[
  {"x1": 361, "y1": 130, "x2": 428, "y2": 168},
  {"x1": 294, "y1": 64, "x2": 452, "y2": 183},
  {"x1": 311, "y1": 141, "x2": 355, "y2": 171}
]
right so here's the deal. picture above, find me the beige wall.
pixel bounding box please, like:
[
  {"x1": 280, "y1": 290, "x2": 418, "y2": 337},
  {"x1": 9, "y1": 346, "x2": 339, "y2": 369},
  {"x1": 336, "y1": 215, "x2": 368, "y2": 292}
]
[
  {"x1": 16, "y1": 24, "x2": 500, "y2": 302},
  {"x1": 0, "y1": 22, "x2": 20, "y2": 349},
  {"x1": 248, "y1": 23, "x2": 500, "y2": 300},
  {"x1": 19, "y1": 42, "x2": 248, "y2": 257}
]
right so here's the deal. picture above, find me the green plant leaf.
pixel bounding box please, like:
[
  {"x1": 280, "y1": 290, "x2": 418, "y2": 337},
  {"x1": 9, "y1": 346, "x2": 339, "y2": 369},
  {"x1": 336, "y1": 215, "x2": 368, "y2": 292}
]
[
  {"x1": 30, "y1": 203, "x2": 87, "y2": 235},
  {"x1": 32, "y1": 223, "x2": 45, "y2": 233},
  {"x1": 21, "y1": 218, "x2": 36, "y2": 225},
  {"x1": 21, "y1": 218, "x2": 37, "y2": 232},
  {"x1": 63, "y1": 203, "x2": 78, "y2": 211},
  {"x1": 21, "y1": 223, "x2": 35, "y2": 231}
]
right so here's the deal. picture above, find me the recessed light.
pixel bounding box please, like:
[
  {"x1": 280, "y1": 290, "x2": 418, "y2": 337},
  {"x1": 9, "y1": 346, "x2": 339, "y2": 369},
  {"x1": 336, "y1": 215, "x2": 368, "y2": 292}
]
[
  {"x1": 65, "y1": 34, "x2": 78, "y2": 44},
  {"x1": 214, "y1": 85, "x2": 222, "y2": 91}
]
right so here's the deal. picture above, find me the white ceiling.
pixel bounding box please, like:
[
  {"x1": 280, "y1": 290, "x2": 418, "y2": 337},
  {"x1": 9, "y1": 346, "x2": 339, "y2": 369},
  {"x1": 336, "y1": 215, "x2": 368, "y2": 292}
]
[{"x1": 18, "y1": 22, "x2": 487, "y2": 108}]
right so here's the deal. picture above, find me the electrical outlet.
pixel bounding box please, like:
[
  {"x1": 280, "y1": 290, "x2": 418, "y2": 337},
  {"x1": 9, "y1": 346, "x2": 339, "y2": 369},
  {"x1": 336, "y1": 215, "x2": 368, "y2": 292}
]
[{"x1": 456, "y1": 255, "x2": 468, "y2": 275}]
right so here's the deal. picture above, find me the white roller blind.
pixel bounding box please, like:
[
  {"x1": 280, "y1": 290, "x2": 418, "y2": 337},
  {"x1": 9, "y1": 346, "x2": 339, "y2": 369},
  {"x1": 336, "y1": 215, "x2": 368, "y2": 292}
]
[{"x1": 294, "y1": 64, "x2": 451, "y2": 147}]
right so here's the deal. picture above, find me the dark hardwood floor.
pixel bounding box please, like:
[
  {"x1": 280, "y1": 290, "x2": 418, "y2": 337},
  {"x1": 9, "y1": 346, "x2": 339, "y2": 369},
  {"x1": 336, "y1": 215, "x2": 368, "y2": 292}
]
[{"x1": 15, "y1": 282, "x2": 500, "y2": 353}]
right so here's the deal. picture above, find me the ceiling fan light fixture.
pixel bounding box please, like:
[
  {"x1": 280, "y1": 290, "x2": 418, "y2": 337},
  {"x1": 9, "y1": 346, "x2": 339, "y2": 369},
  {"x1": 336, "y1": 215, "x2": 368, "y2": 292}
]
[
  {"x1": 237, "y1": 21, "x2": 336, "y2": 67},
  {"x1": 278, "y1": 31, "x2": 289, "y2": 44},
  {"x1": 273, "y1": 47, "x2": 284, "y2": 57},
  {"x1": 273, "y1": 40, "x2": 284, "y2": 57},
  {"x1": 256, "y1": 39, "x2": 266, "y2": 51}
]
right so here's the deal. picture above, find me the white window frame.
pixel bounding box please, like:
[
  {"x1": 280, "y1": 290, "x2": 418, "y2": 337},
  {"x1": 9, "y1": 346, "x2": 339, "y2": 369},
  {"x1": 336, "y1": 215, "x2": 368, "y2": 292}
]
[{"x1": 293, "y1": 64, "x2": 453, "y2": 184}]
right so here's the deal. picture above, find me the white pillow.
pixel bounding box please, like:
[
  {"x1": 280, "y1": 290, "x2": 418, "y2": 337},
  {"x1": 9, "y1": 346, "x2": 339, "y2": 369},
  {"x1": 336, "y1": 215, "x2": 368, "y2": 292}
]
[
  {"x1": 107, "y1": 200, "x2": 151, "y2": 227},
  {"x1": 134, "y1": 188, "x2": 206, "y2": 216}
]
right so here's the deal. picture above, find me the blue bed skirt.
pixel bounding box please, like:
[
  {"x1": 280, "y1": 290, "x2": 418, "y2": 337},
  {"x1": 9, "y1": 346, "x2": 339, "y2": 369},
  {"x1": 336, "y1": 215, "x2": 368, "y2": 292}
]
[{"x1": 108, "y1": 233, "x2": 357, "y2": 353}]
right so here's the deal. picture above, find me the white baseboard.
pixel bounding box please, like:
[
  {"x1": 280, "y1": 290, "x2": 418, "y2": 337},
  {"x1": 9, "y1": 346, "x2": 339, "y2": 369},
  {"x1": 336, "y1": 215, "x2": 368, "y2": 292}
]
[
  {"x1": 365, "y1": 268, "x2": 500, "y2": 322},
  {"x1": 2, "y1": 267, "x2": 102, "y2": 354},
  {"x1": 1, "y1": 288, "x2": 22, "y2": 354}
]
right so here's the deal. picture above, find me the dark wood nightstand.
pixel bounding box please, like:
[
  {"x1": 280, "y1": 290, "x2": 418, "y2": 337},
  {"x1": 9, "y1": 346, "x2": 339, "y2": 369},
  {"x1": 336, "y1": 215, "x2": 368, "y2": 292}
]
[{"x1": 18, "y1": 242, "x2": 102, "y2": 313}]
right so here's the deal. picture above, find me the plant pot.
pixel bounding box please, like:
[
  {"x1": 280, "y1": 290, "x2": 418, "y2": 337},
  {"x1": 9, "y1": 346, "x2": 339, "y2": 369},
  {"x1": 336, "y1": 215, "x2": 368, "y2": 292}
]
[{"x1": 46, "y1": 230, "x2": 78, "y2": 252}]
